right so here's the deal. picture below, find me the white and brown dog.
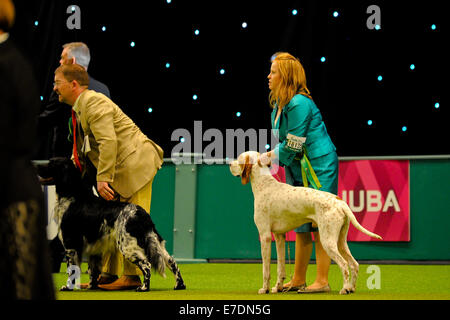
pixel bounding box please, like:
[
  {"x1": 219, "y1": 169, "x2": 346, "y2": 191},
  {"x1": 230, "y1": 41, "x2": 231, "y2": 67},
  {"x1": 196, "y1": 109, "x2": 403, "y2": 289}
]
[{"x1": 229, "y1": 151, "x2": 382, "y2": 295}]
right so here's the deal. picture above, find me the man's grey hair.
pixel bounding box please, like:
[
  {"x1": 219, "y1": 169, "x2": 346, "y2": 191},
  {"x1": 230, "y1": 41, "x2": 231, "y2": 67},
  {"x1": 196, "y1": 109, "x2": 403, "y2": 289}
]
[{"x1": 63, "y1": 42, "x2": 91, "y2": 70}]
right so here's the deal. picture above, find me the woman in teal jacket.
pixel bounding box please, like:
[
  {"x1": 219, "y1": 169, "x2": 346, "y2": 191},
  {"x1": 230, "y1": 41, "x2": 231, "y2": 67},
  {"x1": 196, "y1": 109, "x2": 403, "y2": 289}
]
[{"x1": 263, "y1": 52, "x2": 338, "y2": 293}]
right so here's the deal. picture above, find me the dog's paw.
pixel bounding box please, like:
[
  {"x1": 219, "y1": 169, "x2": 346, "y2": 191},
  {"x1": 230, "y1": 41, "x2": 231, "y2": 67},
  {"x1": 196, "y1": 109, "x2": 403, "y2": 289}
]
[
  {"x1": 60, "y1": 285, "x2": 73, "y2": 292},
  {"x1": 271, "y1": 286, "x2": 282, "y2": 293},
  {"x1": 258, "y1": 288, "x2": 269, "y2": 294},
  {"x1": 135, "y1": 286, "x2": 150, "y2": 292},
  {"x1": 339, "y1": 288, "x2": 351, "y2": 295},
  {"x1": 174, "y1": 282, "x2": 186, "y2": 290},
  {"x1": 339, "y1": 285, "x2": 355, "y2": 295}
]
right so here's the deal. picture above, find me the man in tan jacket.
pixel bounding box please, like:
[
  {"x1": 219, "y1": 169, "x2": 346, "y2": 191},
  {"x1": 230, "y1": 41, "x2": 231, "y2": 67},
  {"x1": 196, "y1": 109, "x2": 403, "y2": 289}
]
[{"x1": 53, "y1": 63, "x2": 164, "y2": 290}]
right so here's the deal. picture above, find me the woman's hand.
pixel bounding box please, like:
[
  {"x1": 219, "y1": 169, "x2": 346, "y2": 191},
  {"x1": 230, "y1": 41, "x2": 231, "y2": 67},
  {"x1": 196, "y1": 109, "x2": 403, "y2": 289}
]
[{"x1": 260, "y1": 151, "x2": 274, "y2": 166}]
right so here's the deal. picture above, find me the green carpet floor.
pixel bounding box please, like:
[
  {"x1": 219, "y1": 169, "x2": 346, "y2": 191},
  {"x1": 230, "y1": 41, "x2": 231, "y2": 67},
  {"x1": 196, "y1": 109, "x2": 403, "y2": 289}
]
[{"x1": 53, "y1": 263, "x2": 450, "y2": 300}]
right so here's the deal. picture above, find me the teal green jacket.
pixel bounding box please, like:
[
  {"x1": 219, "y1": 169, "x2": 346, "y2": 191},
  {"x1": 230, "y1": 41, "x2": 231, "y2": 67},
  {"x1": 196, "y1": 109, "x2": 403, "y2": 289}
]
[{"x1": 271, "y1": 94, "x2": 336, "y2": 167}]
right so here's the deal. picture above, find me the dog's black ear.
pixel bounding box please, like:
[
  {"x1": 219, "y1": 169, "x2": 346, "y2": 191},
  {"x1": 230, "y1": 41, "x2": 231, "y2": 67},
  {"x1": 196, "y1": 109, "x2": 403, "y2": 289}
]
[{"x1": 36, "y1": 162, "x2": 55, "y2": 185}]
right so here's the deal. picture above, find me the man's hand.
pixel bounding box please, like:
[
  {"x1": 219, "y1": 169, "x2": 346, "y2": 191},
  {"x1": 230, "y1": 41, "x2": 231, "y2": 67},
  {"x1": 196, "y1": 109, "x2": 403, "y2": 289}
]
[{"x1": 97, "y1": 181, "x2": 115, "y2": 201}]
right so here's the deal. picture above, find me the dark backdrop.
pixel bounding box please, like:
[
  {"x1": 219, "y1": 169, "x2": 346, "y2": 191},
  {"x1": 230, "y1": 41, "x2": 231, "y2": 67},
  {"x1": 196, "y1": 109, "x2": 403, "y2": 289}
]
[{"x1": 10, "y1": 0, "x2": 447, "y2": 158}]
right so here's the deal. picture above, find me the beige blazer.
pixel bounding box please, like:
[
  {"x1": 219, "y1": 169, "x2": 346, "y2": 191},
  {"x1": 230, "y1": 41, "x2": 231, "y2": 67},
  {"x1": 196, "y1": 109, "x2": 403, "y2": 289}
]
[{"x1": 73, "y1": 90, "x2": 164, "y2": 198}]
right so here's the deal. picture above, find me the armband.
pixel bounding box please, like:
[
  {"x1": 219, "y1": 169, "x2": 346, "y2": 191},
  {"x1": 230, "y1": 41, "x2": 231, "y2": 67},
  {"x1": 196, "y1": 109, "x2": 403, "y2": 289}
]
[{"x1": 285, "y1": 133, "x2": 306, "y2": 153}]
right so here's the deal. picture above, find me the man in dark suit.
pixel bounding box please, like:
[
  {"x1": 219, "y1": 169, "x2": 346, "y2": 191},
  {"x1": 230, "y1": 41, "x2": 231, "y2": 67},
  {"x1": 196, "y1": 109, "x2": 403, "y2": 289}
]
[
  {"x1": 0, "y1": 0, "x2": 54, "y2": 299},
  {"x1": 36, "y1": 42, "x2": 111, "y2": 159}
]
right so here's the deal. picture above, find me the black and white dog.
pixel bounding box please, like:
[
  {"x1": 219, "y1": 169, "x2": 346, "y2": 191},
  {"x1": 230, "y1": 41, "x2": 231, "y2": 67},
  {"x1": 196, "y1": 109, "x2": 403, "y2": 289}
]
[{"x1": 37, "y1": 157, "x2": 185, "y2": 292}]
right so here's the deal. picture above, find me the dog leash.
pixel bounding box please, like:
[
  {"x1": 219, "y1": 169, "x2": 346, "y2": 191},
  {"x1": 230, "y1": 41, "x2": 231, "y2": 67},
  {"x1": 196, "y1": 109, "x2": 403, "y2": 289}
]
[{"x1": 295, "y1": 147, "x2": 322, "y2": 190}]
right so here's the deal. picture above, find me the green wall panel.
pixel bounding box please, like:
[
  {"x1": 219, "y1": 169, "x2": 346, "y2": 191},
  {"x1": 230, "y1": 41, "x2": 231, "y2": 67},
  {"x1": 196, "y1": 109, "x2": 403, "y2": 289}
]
[
  {"x1": 150, "y1": 163, "x2": 175, "y2": 254},
  {"x1": 151, "y1": 159, "x2": 450, "y2": 261}
]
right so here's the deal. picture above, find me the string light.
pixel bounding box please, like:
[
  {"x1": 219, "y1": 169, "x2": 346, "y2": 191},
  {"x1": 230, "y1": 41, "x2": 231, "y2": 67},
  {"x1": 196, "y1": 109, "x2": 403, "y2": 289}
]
[{"x1": 40, "y1": 3, "x2": 442, "y2": 157}]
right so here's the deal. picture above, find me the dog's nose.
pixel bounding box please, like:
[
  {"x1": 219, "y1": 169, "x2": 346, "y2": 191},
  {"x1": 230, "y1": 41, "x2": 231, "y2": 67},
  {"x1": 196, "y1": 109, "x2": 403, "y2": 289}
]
[{"x1": 229, "y1": 160, "x2": 241, "y2": 177}]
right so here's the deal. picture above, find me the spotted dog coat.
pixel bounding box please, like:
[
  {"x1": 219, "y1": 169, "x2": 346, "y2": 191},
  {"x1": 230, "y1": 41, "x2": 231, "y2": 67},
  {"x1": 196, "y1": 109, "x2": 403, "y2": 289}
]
[
  {"x1": 230, "y1": 151, "x2": 382, "y2": 295},
  {"x1": 38, "y1": 158, "x2": 185, "y2": 292}
]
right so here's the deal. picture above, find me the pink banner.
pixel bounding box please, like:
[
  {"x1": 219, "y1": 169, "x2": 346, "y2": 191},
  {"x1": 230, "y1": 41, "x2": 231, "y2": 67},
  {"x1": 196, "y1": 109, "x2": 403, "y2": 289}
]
[
  {"x1": 271, "y1": 160, "x2": 410, "y2": 242},
  {"x1": 338, "y1": 160, "x2": 410, "y2": 241}
]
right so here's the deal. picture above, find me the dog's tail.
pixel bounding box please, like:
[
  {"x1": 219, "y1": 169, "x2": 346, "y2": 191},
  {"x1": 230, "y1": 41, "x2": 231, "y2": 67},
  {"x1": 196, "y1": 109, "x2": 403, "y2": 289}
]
[
  {"x1": 145, "y1": 232, "x2": 167, "y2": 277},
  {"x1": 340, "y1": 201, "x2": 383, "y2": 240}
]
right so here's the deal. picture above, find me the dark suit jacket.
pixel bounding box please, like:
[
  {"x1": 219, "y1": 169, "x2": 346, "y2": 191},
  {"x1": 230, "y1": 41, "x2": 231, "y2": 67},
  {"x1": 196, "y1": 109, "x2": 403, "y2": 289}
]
[
  {"x1": 0, "y1": 36, "x2": 54, "y2": 299},
  {"x1": 0, "y1": 37, "x2": 43, "y2": 206},
  {"x1": 36, "y1": 74, "x2": 111, "y2": 159}
]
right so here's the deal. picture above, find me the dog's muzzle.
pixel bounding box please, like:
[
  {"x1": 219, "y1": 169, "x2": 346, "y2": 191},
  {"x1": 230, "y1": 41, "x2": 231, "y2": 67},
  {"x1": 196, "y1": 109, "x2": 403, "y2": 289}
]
[{"x1": 229, "y1": 160, "x2": 242, "y2": 177}]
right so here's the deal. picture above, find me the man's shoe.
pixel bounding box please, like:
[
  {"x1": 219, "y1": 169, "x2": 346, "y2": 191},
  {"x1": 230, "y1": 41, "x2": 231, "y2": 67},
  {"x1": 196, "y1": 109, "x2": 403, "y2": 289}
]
[
  {"x1": 98, "y1": 275, "x2": 142, "y2": 291},
  {"x1": 80, "y1": 275, "x2": 118, "y2": 289}
]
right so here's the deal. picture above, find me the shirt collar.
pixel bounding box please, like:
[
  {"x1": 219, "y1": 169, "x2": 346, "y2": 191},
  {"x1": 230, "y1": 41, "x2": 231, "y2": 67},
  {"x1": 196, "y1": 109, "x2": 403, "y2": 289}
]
[{"x1": 72, "y1": 90, "x2": 87, "y2": 113}]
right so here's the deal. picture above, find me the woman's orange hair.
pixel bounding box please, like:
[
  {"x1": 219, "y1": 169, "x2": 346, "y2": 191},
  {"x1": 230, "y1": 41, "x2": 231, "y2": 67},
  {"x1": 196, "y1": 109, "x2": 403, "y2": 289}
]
[{"x1": 269, "y1": 52, "x2": 312, "y2": 109}]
